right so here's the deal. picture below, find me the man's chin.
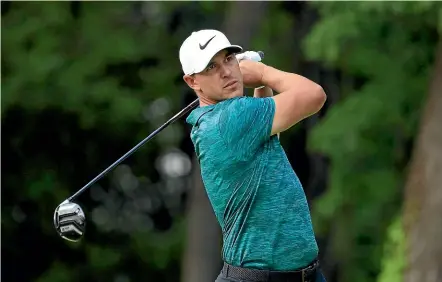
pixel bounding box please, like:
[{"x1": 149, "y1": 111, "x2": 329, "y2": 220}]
[
  {"x1": 213, "y1": 89, "x2": 243, "y2": 102},
  {"x1": 225, "y1": 89, "x2": 243, "y2": 99}
]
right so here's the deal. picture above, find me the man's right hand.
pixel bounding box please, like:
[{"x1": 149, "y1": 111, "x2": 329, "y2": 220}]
[{"x1": 239, "y1": 60, "x2": 266, "y2": 89}]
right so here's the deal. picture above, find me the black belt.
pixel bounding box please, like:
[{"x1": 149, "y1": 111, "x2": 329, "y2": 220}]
[{"x1": 221, "y1": 259, "x2": 319, "y2": 282}]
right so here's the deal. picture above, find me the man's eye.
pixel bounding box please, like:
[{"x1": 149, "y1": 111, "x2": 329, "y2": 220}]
[
  {"x1": 226, "y1": 55, "x2": 234, "y2": 62},
  {"x1": 207, "y1": 63, "x2": 215, "y2": 71}
]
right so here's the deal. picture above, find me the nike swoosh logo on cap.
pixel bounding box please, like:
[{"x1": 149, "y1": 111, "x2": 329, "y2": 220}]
[{"x1": 199, "y1": 35, "x2": 216, "y2": 50}]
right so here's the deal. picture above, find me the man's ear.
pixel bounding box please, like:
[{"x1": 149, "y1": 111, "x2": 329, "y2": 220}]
[{"x1": 183, "y1": 75, "x2": 201, "y2": 91}]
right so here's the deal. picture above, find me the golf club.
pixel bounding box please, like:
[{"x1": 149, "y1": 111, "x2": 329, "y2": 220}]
[{"x1": 53, "y1": 50, "x2": 265, "y2": 242}]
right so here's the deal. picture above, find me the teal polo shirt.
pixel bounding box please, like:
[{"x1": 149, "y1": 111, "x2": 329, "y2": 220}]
[{"x1": 186, "y1": 96, "x2": 318, "y2": 270}]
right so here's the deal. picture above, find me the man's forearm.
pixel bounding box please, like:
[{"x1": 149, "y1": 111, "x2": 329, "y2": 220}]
[
  {"x1": 261, "y1": 64, "x2": 320, "y2": 94},
  {"x1": 257, "y1": 63, "x2": 325, "y2": 135},
  {"x1": 253, "y1": 86, "x2": 273, "y2": 98},
  {"x1": 253, "y1": 86, "x2": 280, "y2": 139}
]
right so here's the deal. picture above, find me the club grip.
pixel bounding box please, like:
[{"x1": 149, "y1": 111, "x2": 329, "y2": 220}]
[{"x1": 257, "y1": 51, "x2": 264, "y2": 60}]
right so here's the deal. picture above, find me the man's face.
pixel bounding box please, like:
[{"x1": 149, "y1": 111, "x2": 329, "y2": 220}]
[{"x1": 184, "y1": 49, "x2": 243, "y2": 102}]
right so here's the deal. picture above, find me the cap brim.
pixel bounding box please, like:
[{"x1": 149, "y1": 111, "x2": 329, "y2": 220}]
[{"x1": 192, "y1": 45, "x2": 243, "y2": 74}]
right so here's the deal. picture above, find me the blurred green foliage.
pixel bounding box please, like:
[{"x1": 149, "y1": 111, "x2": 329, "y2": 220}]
[
  {"x1": 377, "y1": 216, "x2": 405, "y2": 282},
  {"x1": 2, "y1": 2, "x2": 190, "y2": 281},
  {"x1": 2, "y1": 2, "x2": 186, "y2": 130},
  {"x1": 305, "y1": 2, "x2": 441, "y2": 282}
]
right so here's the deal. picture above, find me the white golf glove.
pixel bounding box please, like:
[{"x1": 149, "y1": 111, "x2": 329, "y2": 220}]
[{"x1": 236, "y1": 51, "x2": 263, "y2": 63}]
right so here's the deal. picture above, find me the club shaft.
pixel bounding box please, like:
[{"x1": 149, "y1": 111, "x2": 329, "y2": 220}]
[
  {"x1": 67, "y1": 98, "x2": 200, "y2": 201},
  {"x1": 66, "y1": 50, "x2": 265, "y2": 202}
]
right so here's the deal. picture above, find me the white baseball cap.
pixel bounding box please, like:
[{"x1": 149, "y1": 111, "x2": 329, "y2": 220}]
[{"x1": 179, "y1": 29, "x2": 243, "y2": 75}]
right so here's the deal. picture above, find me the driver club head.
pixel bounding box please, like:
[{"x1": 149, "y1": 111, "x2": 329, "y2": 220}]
[{"x1": 53, "y1": 200, "x2": 86, "y2": 242}]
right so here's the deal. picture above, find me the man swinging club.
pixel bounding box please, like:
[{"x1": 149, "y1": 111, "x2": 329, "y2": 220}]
[{"x1": 180, "y1": 29, "x2": 327, "y2": 282}]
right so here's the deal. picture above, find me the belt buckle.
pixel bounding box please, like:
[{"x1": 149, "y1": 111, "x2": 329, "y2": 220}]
[
  {"x1": 301, "y1": 263, "x2": 317, "y2": 282},
  {"x1": 302, "y1": 270, "x2": 312, "y2": 282}
]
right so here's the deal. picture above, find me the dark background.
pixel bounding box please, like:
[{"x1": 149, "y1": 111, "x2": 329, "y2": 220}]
[{"x1": 2, "y1": 2, "x2": 442, "y2": 282}]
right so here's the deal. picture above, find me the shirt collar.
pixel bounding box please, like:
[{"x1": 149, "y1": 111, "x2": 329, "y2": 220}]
[{"x1": 186, "y1": 104, "x2": 216, "y2": 126}]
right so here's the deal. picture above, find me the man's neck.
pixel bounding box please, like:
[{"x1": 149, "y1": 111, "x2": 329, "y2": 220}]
[
  {"x1": 198, "y1": 95, "x2": 218, "y2": 107},
  {"x1": 197, "y1": 93, "x2": 244, "y2": 107}
]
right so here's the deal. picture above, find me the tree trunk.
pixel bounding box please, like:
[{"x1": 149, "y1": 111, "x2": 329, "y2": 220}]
[
  {"x1": 180, "y1": 3, "x2": 268, "y2": 282},
  {"x1": 403, "y1": 39, "x2": 442, "y2": 282},
  {"x1": 181, "y1": 157, "x2": 222, "y2": 282},
  {"x1": 222, "y1": 2, "x2": 268, "y2": 48}
]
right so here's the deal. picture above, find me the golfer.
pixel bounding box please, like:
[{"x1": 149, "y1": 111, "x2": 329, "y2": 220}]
[{"x1": 180, "y1": 29, "x2": 327, "y2": 282}]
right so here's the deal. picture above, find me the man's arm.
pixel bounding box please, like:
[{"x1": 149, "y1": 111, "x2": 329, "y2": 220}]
[
  {"x1": 253, "y1": 86, "x2": 273, "y2": 98},
  {"x1": 260, "y1": 65, "x2": 326, "y2": 136},
  {"x1": 253, "y1": 86, "x2": 280, "y2": 139}
]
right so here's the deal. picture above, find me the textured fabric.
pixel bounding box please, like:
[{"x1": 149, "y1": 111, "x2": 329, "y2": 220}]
[
  {"x1": 220, "y1": 259, "x2": 320, "y2": 282},
  {"x1": 186, "y1": 96, "x2": 319, "y2": 271},
  {"x1": 215, "y1": 269, "x2": 327, "y2": 282}
]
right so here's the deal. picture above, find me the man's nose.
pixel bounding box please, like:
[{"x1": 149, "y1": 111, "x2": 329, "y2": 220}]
[{"x1": 220, "y1": 64, "x2": 232, "y2": 77}]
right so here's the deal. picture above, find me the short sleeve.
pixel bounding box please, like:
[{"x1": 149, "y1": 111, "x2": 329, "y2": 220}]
[{"x1": 218, "y1": 97, "x2": 275, "y2": 159}]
